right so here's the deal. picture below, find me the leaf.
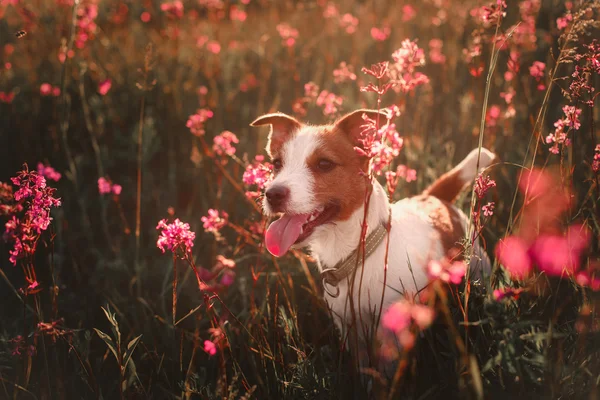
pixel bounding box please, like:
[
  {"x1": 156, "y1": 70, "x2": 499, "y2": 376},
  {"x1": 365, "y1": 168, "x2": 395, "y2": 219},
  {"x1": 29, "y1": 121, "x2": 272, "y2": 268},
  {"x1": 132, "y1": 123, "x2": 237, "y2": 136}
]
[
  {"x1": 122, "y1": 334, "x2": 143, "y2": 372},
  {"x1": 93, "y1": 328, "x2": 119, "y2": 362},
  {"x1": 101, "y1": 305, "x2": 121, "y2": 349}
]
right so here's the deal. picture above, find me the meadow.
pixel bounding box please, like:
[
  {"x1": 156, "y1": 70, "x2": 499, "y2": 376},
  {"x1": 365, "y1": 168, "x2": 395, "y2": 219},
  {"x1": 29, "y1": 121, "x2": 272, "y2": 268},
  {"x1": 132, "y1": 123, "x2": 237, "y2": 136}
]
[{"x1": 0, "y1": 0, "x2": 599, "y2": 398}]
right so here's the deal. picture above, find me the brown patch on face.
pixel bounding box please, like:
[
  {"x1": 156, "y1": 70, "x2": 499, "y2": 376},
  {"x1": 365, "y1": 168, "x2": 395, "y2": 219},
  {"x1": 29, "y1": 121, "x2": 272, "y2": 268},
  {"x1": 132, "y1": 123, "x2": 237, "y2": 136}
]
[
  {"x1": 422, "y1": 169, "x2": 467, "y2": 203},
  {"x1": 306, "y1": 125, "x2": 369, "y2": 221},
  {"x1": 412, "y1": 195, "x2": 466, "y2": 257}
]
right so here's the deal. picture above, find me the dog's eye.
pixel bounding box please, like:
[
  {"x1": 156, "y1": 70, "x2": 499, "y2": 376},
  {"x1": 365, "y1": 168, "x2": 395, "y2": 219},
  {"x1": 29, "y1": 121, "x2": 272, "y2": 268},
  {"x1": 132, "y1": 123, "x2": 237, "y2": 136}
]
[
  {"x1": 317, "y1": 159, "x2": 335, "y2": 172},
  {"x1": 272, "y1": 159, "x2": 283, "y2": 172}
]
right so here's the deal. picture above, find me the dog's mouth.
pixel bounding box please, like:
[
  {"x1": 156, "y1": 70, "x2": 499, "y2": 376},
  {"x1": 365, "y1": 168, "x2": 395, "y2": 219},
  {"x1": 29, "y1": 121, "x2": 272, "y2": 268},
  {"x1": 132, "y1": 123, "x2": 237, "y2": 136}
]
[{"x1": 265, "y1": 203, "x2": 340, "y2": 257}]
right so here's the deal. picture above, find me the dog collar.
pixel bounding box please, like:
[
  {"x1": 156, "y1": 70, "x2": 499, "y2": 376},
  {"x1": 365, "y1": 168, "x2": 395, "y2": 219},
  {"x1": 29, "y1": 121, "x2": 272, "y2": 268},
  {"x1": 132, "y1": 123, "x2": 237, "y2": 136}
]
[{"x1": 320, "y1": 215, "x2": 390, "y2": 298}]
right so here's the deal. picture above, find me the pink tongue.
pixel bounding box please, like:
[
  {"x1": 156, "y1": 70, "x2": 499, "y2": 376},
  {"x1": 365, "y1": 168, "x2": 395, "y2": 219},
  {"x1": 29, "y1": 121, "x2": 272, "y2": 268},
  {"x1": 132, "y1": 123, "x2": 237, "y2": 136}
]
[{"x1": 265, "y1": 214, "x2": 310, "y2": 256}]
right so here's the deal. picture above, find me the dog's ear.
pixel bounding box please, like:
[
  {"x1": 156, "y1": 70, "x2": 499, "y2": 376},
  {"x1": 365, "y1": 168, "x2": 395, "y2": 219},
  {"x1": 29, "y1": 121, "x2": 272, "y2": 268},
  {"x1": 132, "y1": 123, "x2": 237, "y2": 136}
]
[
  {"x1": 335, "y1": 109, "x2": 390, "y2": 145},
  {"x1": 250, "y1": 112, "x2": 301, "y2": 157}
]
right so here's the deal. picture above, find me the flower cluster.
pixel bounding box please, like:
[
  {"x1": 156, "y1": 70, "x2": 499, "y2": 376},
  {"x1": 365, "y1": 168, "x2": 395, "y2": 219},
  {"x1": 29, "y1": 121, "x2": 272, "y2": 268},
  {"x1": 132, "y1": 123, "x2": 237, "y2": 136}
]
[
  {"x1": 332, "y1": 62, "x2": 357, "y2": 83},
  {"x1": 354, "y1": 113, "x2": 406, "y2": 177},
  {"x1": 242, "y1": 155, "x2": 273, "y2": 199},
  {"x1": 474, "y1": 173, "x2": 496, "y2": 199},
  {"x1": 276, "y1": 23, "x2": 298, "y2": 47},
  {"x1": 40, "y1": 83, "x2": 61, "y2": 97},
  {"x1": 496, "y1": 168, "x2": 595, "y2": 288},
  {"x1": 37, "y1": 163, "x2": 61, "y2": 182},
  {"x1": 3, "y1": 167, "x2": 61, "y2": 265},
  {"x1": 186, "y1": 109, "x2": 214, "y2": 137},
  {"x1": 160, "y1": 1, "x2": 184, "y2": 19},
  {"x1": 529, "y1": 61, "x2": 546, "y2": 90},
  {"x1": 496, "y1": 224, "x2": 590, "y2": 279},
  {"x1": 156, "y1": 218, "x2": 196, "y2": 255},
  {"x1": 98, "y1": 79, "x2": 112, "y2": 96},
  {"x1": 315, "y1": 90, "x2": 343, "y2": 117},
  {"x1": 201, "y1": 209, "x2": 228, "y2": 234},
  {"x1": 387, "y1": 39, "x2": 430, "y2": 93},
  {"x1": 212, "y1": 131, "x2": 239, "y2": 157},
  {"x1": 427, "y1": 257, "x2": 467, "y2": 285},
  {"x1": 546, "y1": 105, "x2": 582, "y2": 154},
  {"x1": 381, "y1": 301, "x2": 435, "y2": 351},
  {"x1": 98, "y1": 177, "x2": 122, "y2": 196},
  {"x1": 75, "y1": 3, "x2": 98, "y2": 49}
]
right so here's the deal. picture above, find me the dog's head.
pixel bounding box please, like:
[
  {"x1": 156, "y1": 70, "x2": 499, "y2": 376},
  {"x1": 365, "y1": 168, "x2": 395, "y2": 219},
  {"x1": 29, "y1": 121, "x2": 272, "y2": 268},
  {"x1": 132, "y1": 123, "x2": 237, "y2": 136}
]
[{"x1": 250, "y1": 109, "x2": 385, "y2": 257}]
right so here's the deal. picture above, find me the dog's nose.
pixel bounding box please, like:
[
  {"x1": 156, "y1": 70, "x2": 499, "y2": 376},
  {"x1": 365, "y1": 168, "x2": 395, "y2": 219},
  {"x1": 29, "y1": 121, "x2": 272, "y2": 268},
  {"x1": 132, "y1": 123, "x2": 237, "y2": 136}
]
[{"x1": 265, "y1": 185, "x2": 290, "y2": 211}]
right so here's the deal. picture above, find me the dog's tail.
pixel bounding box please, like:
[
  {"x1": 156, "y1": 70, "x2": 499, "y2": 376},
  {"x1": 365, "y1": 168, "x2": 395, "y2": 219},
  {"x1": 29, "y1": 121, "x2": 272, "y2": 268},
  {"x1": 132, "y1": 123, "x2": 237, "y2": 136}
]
[{"x1": 423, "y1": 148, "x2": 496, "y2": 203}]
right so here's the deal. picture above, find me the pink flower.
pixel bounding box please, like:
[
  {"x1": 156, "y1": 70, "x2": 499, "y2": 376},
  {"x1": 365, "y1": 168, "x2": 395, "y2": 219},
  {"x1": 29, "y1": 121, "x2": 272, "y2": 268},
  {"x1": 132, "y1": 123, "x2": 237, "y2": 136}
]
[
  {"x1": 111, "y1": 184, "x2": 122, "y2": 195},
  {"x1": 556, "y1": 14, "x2": 572, "y2": 30},
  {"x1": 388, "y1": 39, "x2": 430, "y2": 93},
  {"x1": 486, "y1": 105, "x2": 502, "y2": 127},
  {"x1": 482, "y1": 202, "x2": 495, "y2": 217},
  {"x1": 496, "y1": 236, "x2": 532, "y2": 279},
  {"x1": 411, "y1": 304, "x2": 435, "y2": 329},
  {"x1": 370, "y1": 26, "x2": 391, "y2": 42},
  {"x1": 427, "y1": 258, "x2": 466, "y2": 285},
  {"x1": 4, "y1": 167, "x2": 61, "y2": 265},
  {"x1": 316, "y1": 90, "x2": 343, "y2": 116},
  {"x1": 40, "y1": 83, "x2": 52, "y2": 96},
  {"x1": 156, "y1": 218, "x2": 196, "y2": 255},
  {"x1": 428, "y1": 39, "x2": 446, "y2": 64},
  {"x1": 401, "y1": 5, "x2": 416, "y2": 22},
  {"x1": 201, "y1": 209, "x2": 228, "y2": 233},
  {"x1": 203, "y1": 340, "x2": 217, "y2": 356},
  {"x1": 529, "y1": 61, "x2": 545, "y2": 79},
  {"x1": 529, "y1": 225, "x2": 590, "y2": 276},
  {"x1": 382, "y1": 302, "x2": 412, "y2": 333},
  {"x1": 37, "y1": 163, "x2": 61, "y2": 182},
  {"x1": 243, "y1": 155, "x2": 273, "y2": 190},
  {"x1": 474, "y1": 173, "x2": 496, "y2": 199},
  {"x1": 276, "y1": 23, "x2": 298, "y2": 47},
  {"x1": 212, "y1": 131, "x2": 239, "y2": 156},
  {"x1": 160, "y1": 1, "x2": 183, "y2": 19},
  {"x1": 0, "y1": 91, "x2": 15, "y2": 103},
  {"x1": 493, "y1": 287, "x2": 524, "y2": 301},
  {"x1": 220, "y1": 270, "x2": 235, "y2": 286},
  {"x1": 98, "y1": 177, "x2": 111, "y2": 194},
  {"x1": 98, "y1": 79, "x2": 112, "y2": 96},
  {"x1": 140, "y1": 11, "x2": 151, "y2": 22},
  {"x1": 332, "y1": 62, "x2": 357, "y2": 83},
  {"x1": 339, "y1": 13, "x2": 358, "y2": 34},
  {"x1": 186, "y1": 109, "x2": 214, "y2": 137}
]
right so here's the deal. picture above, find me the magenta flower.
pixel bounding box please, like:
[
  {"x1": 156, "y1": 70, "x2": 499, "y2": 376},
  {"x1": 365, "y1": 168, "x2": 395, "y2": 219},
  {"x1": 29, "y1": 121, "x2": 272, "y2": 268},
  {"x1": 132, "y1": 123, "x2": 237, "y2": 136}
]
[
  {"x1": 332, "y1": 62, "x2": 357, "y2": 83},
  {"x1": 382, "y1": 301, "x2": 435, "y2": 335},
  {"x1": 40, "y1": 83, "x2": 53, "y2": 96},
  {"x1": 156, "y1": 218, "x2": 196, "y2": 255},
  {"x1": 37, "y1": 163, "x2": 61, "y2": 182},
  {"x1": 242, "y1": 156, "x2": 273, "y2": 190},
  {"x1": 212, "y1": 131, "x2": 239, "y2": 157},
  {"x1": 98, "y1": 79, "x2": 112, "y2": 96},
  {"x1": 427, "y1": 258, "x2": 466, "y2": 285},
  {"x1": 493, "y1": 287, "x2": 524, "y2": 301},
  {"x1": 496, "y1": 224, "x2": 590, "y2": 279},
  {"x1": 160, "y1": 1, "x2": 184, "y2": 19},
  {"x1": 276, "y1": 23, "x2": 298, "y2": 47},
  {"x1": 474, "y1": 173, "x2": 496, "y2": 199},
  {"x1": 382, "y1": 302, "x2": 412, "y2": 333},
  {"x1": 98, "y1": 178, "x2": 112, "y2": 194},
  {"x1": 388, "y1": 39, "x2": 430, "y2": 93},
  {"x1": 98, "y1": 177, "x2": 121, "y2": 196},
  {"x1": 529, "y1": 61, "x2": 545, "y2": 79},
  {"x1": 201, "y1": 209, "x2": 228, "y2": 233},
  {"x1": 203, "y1": 340, "x2": 217, "y2": 356},
  {"x1": 482, "y1": 202, "x2": 495, "y2": 217},
  {"x1": 186, "y1": 109, "x2": 214, "y2": 137},
  {"x1": 496, "y1": 237, "x2": 532, "y2": 279},
  {"x1": 3, "y1": 167, "x2": 61, "y2": 265}
]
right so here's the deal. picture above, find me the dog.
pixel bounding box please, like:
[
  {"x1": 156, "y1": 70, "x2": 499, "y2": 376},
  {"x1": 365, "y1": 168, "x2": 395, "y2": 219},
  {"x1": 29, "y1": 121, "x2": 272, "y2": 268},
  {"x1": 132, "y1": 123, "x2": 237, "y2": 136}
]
[{"x1": 251, "y1": 109, "x2": 494, "y2": 352}]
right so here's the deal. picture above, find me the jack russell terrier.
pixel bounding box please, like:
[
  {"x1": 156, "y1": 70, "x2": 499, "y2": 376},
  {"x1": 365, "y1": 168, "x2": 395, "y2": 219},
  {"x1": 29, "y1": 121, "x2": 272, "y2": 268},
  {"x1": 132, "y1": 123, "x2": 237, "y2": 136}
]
[{"x1": 251, "y1": 109, "x2": 494, "y2": 344}]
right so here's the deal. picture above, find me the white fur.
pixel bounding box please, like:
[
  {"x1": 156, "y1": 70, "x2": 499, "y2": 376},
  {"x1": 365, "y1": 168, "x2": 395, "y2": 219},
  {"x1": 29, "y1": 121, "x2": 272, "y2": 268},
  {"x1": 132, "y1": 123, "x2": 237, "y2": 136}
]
[{"x1": 263, "y1": 126, "x2": 321, "y2": 215}]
